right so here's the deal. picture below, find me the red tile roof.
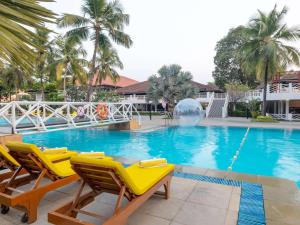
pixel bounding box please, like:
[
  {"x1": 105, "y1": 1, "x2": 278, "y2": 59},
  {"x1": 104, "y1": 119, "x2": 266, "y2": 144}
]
[
  {"x1": 116, "y1": 80, "x2": 220, "y2": 95},
  {"x1": 92, "y1": 74, "x2": 139, "y2": 88}
]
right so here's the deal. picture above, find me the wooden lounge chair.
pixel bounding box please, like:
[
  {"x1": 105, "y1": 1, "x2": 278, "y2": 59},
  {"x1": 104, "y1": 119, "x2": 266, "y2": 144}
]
[
  {"x1": 0, "y1": 142, "x2": 80, "y2": 223},
  {"x1": 48, "y1": 156, "x2": 174, "y2": 225},
  {"x1": 0, "y1": 145, "x2": 78, "y2": 183}
]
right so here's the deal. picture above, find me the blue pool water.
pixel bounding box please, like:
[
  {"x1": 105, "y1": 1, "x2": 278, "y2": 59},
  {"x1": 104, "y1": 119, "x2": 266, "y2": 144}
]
[{"x1": 23, "y1": 126, "x2": 300, "y2": 187}]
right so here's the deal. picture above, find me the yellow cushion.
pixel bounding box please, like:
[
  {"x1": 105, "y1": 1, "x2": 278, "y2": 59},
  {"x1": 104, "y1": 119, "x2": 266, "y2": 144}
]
[
  {"x1": 0, "y1": 145, "x2": 20, "y2": 167},
  {"x1": 43, "y1": 148, "x2": 68, "y2": 154},
  {"x1": 139, "y1": 158, "x2": 167, "y2": 168},
  {"x1": 70, "y1": 156, "x2": 174, "y2": 195},
  {"x1": 125, "y1": 163, "x2": 174, "y2": 195},
  {"x1": 45, "y1": 151, "x2": 78, "y2": 162},
  {"x1": 6, "y1": 142, "x2": 76, "y2": 178},
  {"x1": 79, "y1": 152, "x2": 113, "y2": 160}
]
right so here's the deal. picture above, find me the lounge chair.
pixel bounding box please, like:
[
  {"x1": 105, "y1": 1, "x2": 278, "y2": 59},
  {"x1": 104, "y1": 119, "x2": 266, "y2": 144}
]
[
  {"x1": 0, "y1": 142, "x2": 80, "y2": 223},
  {"x1": 48, "y1": 157, "x2": 174, "y2": 225},
  {"x1": 0, "y1": 145, "x2": 77, "y2": 183}
]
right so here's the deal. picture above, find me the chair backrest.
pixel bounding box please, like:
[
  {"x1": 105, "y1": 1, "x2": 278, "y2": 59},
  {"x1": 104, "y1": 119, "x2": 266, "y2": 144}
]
[
  {"x1": 70, "y1": 156, "x2": 136, "y2": 199},
  {"x1": 0, "y1": 145, "x2": 20, "y2": 170},
  {"x1": 6, "y1": 142, "x2": 61, "y2": 180}
]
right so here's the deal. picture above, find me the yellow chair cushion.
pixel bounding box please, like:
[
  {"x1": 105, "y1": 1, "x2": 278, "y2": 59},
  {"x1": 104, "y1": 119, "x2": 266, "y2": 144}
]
[
  {"x1": 139, "y1": 158, "x2": 167, "y2": 168},
  {"x1": 6, "y1": 142, "x2": 76, "y2": 178},
  {"x1": 70, "y1": 156, "x2": 174, "y2": 195},
  {"x1": 45, "y1": 151, "x2": 78, "y2": 162},
  {"x1": 125, "y1": 163, "x2": 174, "y2": 195},
  {"x1": 79, "y1": 152, "x2": 113, "y2": 160},
  {"x1": 43, "y1": 148, "x2": 68, "y2": 154},
  {"x1": 0, "y1": 145, "x2": 20, "y2": 167}
]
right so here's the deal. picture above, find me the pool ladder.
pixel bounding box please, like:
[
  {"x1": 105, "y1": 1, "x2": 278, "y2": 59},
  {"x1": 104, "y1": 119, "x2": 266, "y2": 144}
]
[{"x1": 227, "y1": 127, "x2": 250, "y2": 171}]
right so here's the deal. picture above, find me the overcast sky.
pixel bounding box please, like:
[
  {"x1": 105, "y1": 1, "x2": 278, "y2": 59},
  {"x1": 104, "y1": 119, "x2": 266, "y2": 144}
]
[{"x1": 44, "y1": 0, "x2": 300, "y2": 84}]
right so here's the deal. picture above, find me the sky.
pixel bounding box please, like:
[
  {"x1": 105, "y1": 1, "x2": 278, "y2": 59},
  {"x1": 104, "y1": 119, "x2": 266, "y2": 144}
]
[{"x1": 44, "y1": 0, "x2": 300, "y2": 84}]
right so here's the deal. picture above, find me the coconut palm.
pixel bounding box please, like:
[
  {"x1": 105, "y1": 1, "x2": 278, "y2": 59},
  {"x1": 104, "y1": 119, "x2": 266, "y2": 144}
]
[
  {"x1": 58, "y1": 0, "x2": 132, "y2": 101},
  {"x1": 94, "y1": 46, "x2": 123, "y2": 91},
  {"x1": 0, "y1": 0, "x2": 56, "y2": 71},
  {"x1": 52, "y1": 36, "x2": 88, "y2": 100},
  {"x1": 147, "y1": 64, "x2": 197, "y2": 112},
  {"x1": 240, "y1": 5, "x2": 300, "y2": 115},
  {"x1": 33, "y1": 28, "x2": 54, "y2": 100}
]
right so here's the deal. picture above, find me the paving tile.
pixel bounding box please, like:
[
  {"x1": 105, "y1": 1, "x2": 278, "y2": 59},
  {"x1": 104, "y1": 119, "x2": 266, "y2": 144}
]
[
  {"x1": 195, "y1": 180, "x2": 233, "y2": 192},
  {"x1": 264, "y1": 200, "x2": 300, "y2": 225},
  {"x1": 128, "y1": 212, "x2": 170, "y2": 225},
  {"x1": 229, "y1": 194, "x2": 240, "y2": 212},
  {"x1": 169, "y1": 177, "x2": 197, "y2": 200},
  {"x1": 205, "y1": 169, "x2": 229, "y2": 178},
  {"x1": 263, "y1": 186, "x2": 300, "y2": 206},
  {"x1": 173, "y1": 202, "x2": 227, "y2": 225},
  {"x1": 257, "y1": 176, "x2": 298, "y2": 191},
  {"x1": 225, "y1": 210, "x2": 238, "y2": 225},
  {"x1": 138, "y1": 196, "x2": 184, "y2": 220}
]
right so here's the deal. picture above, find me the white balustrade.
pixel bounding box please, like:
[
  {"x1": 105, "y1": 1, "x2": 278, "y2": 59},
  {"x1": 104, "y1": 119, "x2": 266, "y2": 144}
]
[{"x1": 0, "y1": 101, "x2": 141, "y2": 134}]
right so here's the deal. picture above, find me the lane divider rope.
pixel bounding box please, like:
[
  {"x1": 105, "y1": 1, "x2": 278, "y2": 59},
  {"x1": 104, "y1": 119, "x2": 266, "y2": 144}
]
[{"x1": 228, "y1": 127, "x2": 250, "y2": 171}]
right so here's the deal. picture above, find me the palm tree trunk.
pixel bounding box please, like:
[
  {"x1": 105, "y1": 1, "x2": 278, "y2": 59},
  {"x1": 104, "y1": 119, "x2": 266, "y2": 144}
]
[
  {"x1": 40, "y1": 75, "x2": 44, "y2": 101},
  {"x1": 63, "y1": 72, "x2": 67, "y2": 101},
  {"x1": 86, "y1": 29, "x2": 100, "y2": 102},
  {"x1": 262, "y1": 60, "x2": 269, "y2": 116}
]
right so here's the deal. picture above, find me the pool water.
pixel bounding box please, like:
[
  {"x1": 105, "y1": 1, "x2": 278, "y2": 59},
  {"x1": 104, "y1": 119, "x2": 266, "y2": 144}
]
[{"x1": 23, "y1": 126, "x2": 300, "y2": 187}]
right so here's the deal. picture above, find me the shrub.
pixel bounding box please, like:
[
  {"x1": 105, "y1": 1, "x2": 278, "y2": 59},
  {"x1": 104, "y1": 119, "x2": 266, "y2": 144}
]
[{"x1": 253, "y1": 115, "x2": 277, "y2": 122}]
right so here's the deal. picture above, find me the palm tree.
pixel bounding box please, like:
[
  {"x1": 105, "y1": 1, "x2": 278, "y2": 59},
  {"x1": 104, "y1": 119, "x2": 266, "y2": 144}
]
[
  {"x1": 0, "y1": 0, "x2": 56, "y2": 71},
  {"x1": 52, "y1": 36, "x2": 88, "y2": 100},
  {"x1": 240, "y1": 5, "x2": 300, "y2": 115},
  {"x1": 58, "y1": 0, "x2": 132, "y2": 101},
  {"x1": 33, "y1": 28, "x2": 54, "y2": 100},
  {"x1": 147, "y1": 64, "x2": 197, "y2": 112},
  {"x1": 94, "y1": 46, "x2": 123, "y2": 90}
]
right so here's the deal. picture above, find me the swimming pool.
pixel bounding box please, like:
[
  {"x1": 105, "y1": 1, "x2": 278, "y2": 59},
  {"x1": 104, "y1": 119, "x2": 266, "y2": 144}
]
[{"x1": 23, "y1": 126, "x2": 300, "y2": 187}]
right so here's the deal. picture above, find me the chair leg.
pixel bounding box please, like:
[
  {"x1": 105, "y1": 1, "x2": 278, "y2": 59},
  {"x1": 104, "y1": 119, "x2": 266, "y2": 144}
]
[{"x1": 163, "y1": 181, "x2": 170, "y2": 199}]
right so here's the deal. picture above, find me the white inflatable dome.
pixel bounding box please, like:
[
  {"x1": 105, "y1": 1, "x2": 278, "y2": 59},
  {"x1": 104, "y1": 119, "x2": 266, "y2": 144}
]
[{"x1": 174, "y1": 98, "x2": 204, "y2": 126}]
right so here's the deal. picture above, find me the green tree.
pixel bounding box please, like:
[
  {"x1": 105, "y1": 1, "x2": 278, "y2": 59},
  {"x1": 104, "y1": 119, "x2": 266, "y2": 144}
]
[
  {"x1": 53, "y1": 36, "x2": 88, "y2": 100},
  {"x1": 33, "y1": 28, "x2": 54, "y2": 100},
  {"x1": 94, "y1": 46, "x2": 123, "y2": 90},
  {"x1": 213, "y1": 26, "x2": 256, "y2": 89},
  {"x1": 58, "y1": 0, "x2": 132, "y2": 101},
  {"x1": 0, "y1": 0, "x2": 55, "y2": 71},
  {"x1": 240, "y1": 5, "x2": 300, "y2": 115},
  {"x1": 147, "y1": 64, "x2": 197, "y2": 112},
  {"x1": 0, "y1": 66, "x2": 30, "y2": 101}
]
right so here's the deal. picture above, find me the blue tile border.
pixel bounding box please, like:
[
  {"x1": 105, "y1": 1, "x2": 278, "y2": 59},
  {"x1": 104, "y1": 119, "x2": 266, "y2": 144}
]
[{"x1": 174, "y1": 172, "x2": 266, "y2": 225}]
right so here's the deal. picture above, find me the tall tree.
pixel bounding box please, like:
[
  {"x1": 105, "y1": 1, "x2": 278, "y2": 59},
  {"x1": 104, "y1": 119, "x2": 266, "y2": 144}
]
[
  {"x1": 94, "y1": 46, "x2": 123, "y2": 90},
  {"x1": 33, "y1": 28, "x2": 54, "y2": 100},
  {"x1": 0, "y1": 66, "x2": 30, "y2": 101},
  {"x1": 58, "y1": 0, "x2": 132, "y2": 101},
  {"x1": 0, "y1": 0, "x2": 56, "y2": 71},
  {"x1": 240, "y1": 5, "x2": 300, "y2": 115},
  {"x1": 147, "y1": 64, "x2": 197, "y2": 112},
  {"x1": 53, "y1": 36, "x2": 88, "y2": 100},
  {"x1": 213, "y1": 26, "x2": 256, "y2": 89}
]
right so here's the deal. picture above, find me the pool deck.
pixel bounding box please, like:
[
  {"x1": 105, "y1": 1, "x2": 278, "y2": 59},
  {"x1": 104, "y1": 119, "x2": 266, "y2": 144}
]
[
  {"x1": 0, "y1": 162, "x2": 299, "y2": 225},
  {"x1": 134, "y1": 116, "x2": 300, "y2": 131}
]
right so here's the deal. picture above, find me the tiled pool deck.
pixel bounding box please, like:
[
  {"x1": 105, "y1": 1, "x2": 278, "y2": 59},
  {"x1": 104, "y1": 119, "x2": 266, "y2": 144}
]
[{"x1": 0, "y1": 163, "x2": 299, "y2": 225}]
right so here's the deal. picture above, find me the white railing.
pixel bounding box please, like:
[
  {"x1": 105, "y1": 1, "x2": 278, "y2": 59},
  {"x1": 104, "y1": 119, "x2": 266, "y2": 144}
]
[
  {"x1": 222, "y1": 94, "x2": 229, "y2": 118},
  {"x1": 205, "y1": 93, "x2": 215, "y2": 118},
  {"x1": 0, "y1": 101, "x2": 141, "y2": 134},
  {"x1": 214, "y1": 93, "x2": 227, "y2": 99},
  {"x1": 245, "y1": 83, "x2": 300, "y2": 101},
  {"x1": 270, "y1": 113, "x2": 300, "y2": 121}
]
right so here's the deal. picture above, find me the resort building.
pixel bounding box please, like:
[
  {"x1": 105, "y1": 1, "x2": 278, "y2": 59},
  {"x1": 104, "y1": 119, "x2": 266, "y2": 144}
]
[
  {"x1": 116, "y1": 80, "x2": 221, "y2": 111},
  {"x1": 245, "y1": 71, "x2": 300, "y2": 121},
  {"x1": 90, "y1": 74, "x2": 139, "y2": 91}
]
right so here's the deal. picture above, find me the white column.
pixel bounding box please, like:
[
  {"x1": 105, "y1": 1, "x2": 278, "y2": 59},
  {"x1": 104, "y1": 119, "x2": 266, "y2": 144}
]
[{"x1": 285, "y1": 100, "x2": 289, "y2": 120}]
